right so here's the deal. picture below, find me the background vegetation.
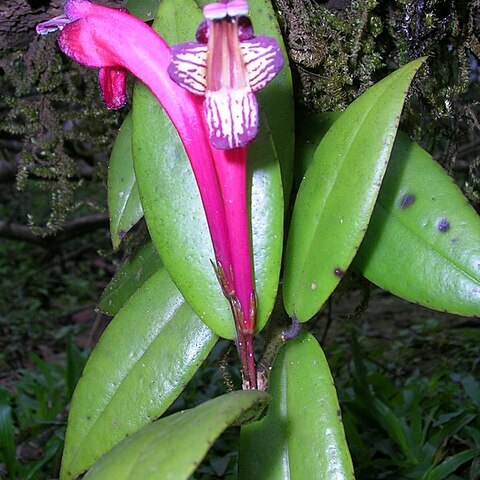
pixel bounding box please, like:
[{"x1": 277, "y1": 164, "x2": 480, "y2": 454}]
[{"x1": 0, "y1": 0, "x2": 478, "y2": 478}]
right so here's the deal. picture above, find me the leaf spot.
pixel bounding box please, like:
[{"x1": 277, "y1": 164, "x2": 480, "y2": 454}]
[
  {"x1": 400, "y1": 193, "x2": 416, "y2": 209},
  {"x1": 334, "y1": 268, "x2": 345, "y2": 278},
  {"x1": 437, "y1": 218, "x2": 450, "y2": 232}
]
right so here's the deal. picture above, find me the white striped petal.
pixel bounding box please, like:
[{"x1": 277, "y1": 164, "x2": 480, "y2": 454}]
[
  {"x1": 204, "y1": 88, "x2": 258, "y2": 149},
  {"x1": 168, "y1": 42, "x2": 208, "y2": 96},
  {"x1": 240, "y1": 36, "x2": 284, "y2": 92}
]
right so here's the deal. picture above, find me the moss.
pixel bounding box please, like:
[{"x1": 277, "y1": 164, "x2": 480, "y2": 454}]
[
  {"x1": 274, "y1": 0, "x2": 479, "y2": 205},
  {"x1": 0, "y1": 33, "x2": 125, "y2": 235}
]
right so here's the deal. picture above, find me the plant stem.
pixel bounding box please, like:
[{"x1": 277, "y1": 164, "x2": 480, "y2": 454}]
[
  {"x1": 214, "y1": 261, "x2": 258, "y2": 389},
  {"x1": 236, "y1": 329, "x2": 257, "y2": 390}
]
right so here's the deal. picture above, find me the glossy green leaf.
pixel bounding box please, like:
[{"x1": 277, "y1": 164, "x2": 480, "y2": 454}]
[
  {"x1": 353, "y1": 133, "x2": 480, "y2": 316},
  {"x1": 84, "y1": 391, "x2": 270, "y2": 480},
  {"x1": 248, "y1": 117, "x2": 284, "y2": 328},
  {"x1": 99, "y1": 241, "x2": 162, "y2": 316},
  {"x1": 296, "y1": 112, "x2": 480, "y2": 315},
  {"x1": 108, "y1": 113, "x2": 143, "y2": 249},
  {"x1": 294, "y1": 112, "x2": 341, "y2": 190},
  {"x1": 125, "y1": 0, "x2": 160, "y2": 20},
  {"x1": 283, "y1": 58, "x2": 426, "y2": 322},
  {"x1": 239, "y1": 332, "x2": 354, "y2": 479},
  {"x1": 60, "y1": 269, "x2": 218, "y2": 480},
  {"x1": 132, "y1": 0, "x2": 284, "y2": 338}
]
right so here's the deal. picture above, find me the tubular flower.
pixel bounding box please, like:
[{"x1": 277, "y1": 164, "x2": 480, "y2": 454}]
[
  {"x1": 36, "y1": 0, "x2": 283, "y2": 389},
  {"x1": 168, "y1": 0, "x2": 283, "y2": 149}
]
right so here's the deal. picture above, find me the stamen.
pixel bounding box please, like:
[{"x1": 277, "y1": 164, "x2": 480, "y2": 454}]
[{"x1": 207, "y1": 20, "x2": 249, "y2": 91}]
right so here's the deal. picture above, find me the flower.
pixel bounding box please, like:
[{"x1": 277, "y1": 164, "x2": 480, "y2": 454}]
[
  {"x1": 168, "y1": 0, "x2": 284, "y2": 149},
  {"x1": 37, "y1": 0, "x2": 283, "y2": 389},
  {"x1": 37, "y1": 0, "x2": 232, "y2": 271}
]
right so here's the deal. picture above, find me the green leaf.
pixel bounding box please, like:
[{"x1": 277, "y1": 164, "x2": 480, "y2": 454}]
[
  {"x1": 0, "y1": 388, "x2": 17, "y2": 478},
  {"x1": 350, "y1": 339, "x2": 417, "y2": 463},
  {"x1": 422, "y1": 449, "x2": 480, "y2": 480},
  {"x1": 428, "y1": 413, "x2": 476, "y2": 451},
  {"x1": 108, "y1": 113, "x2": 143, "y2": 249},
  {"x1": 353, "y1": 133, "x2": 480, "y2": 316},
  {"x1": 283, "y1": 58, "x2": 426, "y2": 322},
  {"x1": 248, "y1": 116, "x2": 284, "y2": 330},
  {"x1": 132, "y1": 0, "x2": 284, "y2": 338},
  {"x1": 24, "y1": 436, "x2": 63, "y2": 480},
  {"x1": 294, "y1": 112, "x2": 341, "y2": 190},
  {"x1": 296, "y1": 112, "x2": 480, "y2": 316},
  {"x1": 60, "y1": 269, "x2": 218, "y2": 480},
  {"x1": 65, "y1": 336, "x2": 88, "y2": 400},
  {"x1": 125, "y1": 0, "x2": 160, "y2": 20},
  {"x1": 459, "y1": 375, "x2": 480, "y2": 407},
  {"x1": 239, "y1": 332, "x2": 354, "y2": 479},
  {"x1": 99, "y1": 241, "x2": 162, "y2": 316},
  {"x1": 84, "y1": 391, "x2": 270, "y2": 480}
]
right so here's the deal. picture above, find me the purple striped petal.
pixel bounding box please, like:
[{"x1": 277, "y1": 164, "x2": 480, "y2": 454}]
[
  {"x1": 204, "y1": 88, "x2": 258, "y2": 149},
  {"x1": 240, "y1": 36, "x2": 284, "y2": 92},
  {"x1": 168, "y1": 42, "x2": 208, "y2": 96}
]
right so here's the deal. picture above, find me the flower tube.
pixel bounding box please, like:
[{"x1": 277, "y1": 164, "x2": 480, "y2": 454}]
[{"x1": 37, "y1": 0, "x2": 283, "y2": 389}]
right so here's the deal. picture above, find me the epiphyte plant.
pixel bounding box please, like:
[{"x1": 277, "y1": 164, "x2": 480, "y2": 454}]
[
  {"x1": 37, "y1": 0, "x2": 286, "y2": 390},
  {"x1": 32, "y1": 0, "x2": 480, "y2": 478}
]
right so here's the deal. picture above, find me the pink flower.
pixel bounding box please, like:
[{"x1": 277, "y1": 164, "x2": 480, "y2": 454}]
[
  {"x1": 168, "y1": 0, "x2": 283, "y2": 149},
  {"x1": 37, "y1": 0, "x2": 283, "y2": 389}
]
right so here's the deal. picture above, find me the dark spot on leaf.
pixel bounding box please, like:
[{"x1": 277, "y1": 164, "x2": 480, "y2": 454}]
[
  {"x1": 437, "y1": 218, "x2": 450, "y2": 232},
  {"x1": 400, "y1": 193, "x2": 416, "y2": 209},
  {"x1": 118, "y1": 230, "x2": 126, "y2": 239},
  {"x1": 451, "y1": 237, "x2": 459, "y2": 244},
  {"x1": 86, "y1": 416, "x2": 91, "y2": 421},
  {"x1": 334, "y1": 268, "x2": 345, "y2": 278},
  {"x1": 337, "y1": 409, "x2": 341, "y2": 417}
]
